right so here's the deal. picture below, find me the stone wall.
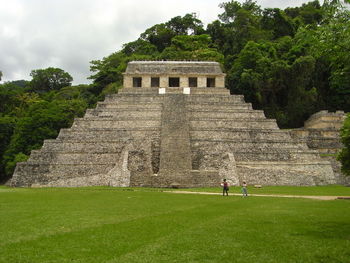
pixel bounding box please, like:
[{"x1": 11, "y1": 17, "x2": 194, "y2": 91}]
[{"x1": 290, "y1": 110, "x2": 348, "y2": 185}]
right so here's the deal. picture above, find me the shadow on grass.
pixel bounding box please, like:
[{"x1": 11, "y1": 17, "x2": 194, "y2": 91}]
[{"x1": 298, "y1": 222, "x2": 350, "y2": 240}]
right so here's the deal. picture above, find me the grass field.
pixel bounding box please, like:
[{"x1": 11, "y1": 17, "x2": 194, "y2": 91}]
[{"x1": 0, "y1": 186, "x2": 350, "y2": 263}]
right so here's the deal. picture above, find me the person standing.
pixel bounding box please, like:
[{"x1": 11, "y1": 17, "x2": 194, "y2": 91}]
[
  {"x1": 222, "y1": 179, "x2": 229, "y2": 196},
  {"x1": 242, "y1": 181, "x2": 248, "y2": 197}
]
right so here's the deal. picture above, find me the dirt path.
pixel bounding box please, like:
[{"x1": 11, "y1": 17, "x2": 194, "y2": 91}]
[{"x1": 165, "y1": 191, "x2": 350, "y2": 201}]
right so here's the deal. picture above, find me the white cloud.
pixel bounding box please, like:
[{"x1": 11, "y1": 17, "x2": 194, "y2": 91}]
[{"x1": 0, "y1": 0, "x2": 313, "y2": 84}]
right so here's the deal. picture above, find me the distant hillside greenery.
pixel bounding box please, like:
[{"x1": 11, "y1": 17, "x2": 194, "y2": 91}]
[{"x1": 0, "y1": 0, "x2": 349, "y2": 182}]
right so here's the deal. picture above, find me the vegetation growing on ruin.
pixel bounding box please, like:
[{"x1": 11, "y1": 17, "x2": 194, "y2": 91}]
[
  {"x1": 1, "y1": 0, "x2": 350, "y2": 181},
  {"x1": 338, "y1": 113, "x2": 350, "y2": 175}
]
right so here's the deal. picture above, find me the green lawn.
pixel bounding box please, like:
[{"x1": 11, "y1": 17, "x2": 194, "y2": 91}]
[{"x1": 0, "y1": 186, "x2": 349, "y2": 263}]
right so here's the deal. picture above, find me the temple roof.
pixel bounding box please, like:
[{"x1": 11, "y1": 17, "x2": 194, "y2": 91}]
[{"x1": 124, "y1": 61, "x2": 225, "y2": 75}]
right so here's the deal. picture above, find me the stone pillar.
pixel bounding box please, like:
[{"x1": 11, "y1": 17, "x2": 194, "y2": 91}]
[
  {"x1": 160, "y1": 76, "x2": 168, "y2": 88},
  {"x1": 198, "y1": 76, "x2": 206, "y2": 88},
  {"x1": 142, "y1": 76, "x2": 151, "y2": 88},
  {"x1": 216, "y1": 76, "x2": 225, "y2": 88},
  {"x1": 123, "y1": 75, "x2": 132, "y2": 88},
  {"x1": 180, "y1": 76, "x2": 188, "y2": 88}
]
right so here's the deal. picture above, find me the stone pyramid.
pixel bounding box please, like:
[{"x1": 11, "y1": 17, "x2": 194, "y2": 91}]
[{"x1": 10, "y1": 61, "x2": 336, "y2": 187}]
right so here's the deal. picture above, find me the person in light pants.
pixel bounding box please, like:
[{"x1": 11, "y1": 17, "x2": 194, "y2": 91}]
[{"x1": 242, "y1": 181, "x2": 248, "y2": 197}]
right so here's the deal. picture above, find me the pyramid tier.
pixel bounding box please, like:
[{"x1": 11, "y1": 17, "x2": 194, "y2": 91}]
[{"x1": 10, "y1": 87, "x2": 336, "y2": 187}]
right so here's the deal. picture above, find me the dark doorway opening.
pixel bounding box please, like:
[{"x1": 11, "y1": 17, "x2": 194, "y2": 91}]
[
  {"x1": 207, "y1": 77, "x2": 215, "y2": 87},
  {"x1": 151, "y1": 77, "x2": 160, "y2": 87},
  {"x1": 133, "y1": 77, "x2": 142, "y2": 87},
  {"x1": 189, "y1": 77, "x2": 197, "y2": 87},
  {"x1": 169, "y1": 77, "x2": 180, "y2": 87}
]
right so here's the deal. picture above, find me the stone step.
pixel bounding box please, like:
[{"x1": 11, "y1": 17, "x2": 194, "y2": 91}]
[
  {"x1": 40, "y1": 139, "x2": 160, "y2": 152},
  {"x1": 317, "y1": 148, "x2": 340, "y2": 154},
  {"x1": 40, "y1": 140, "x2": 130, "y2": 152},
  {"x1": 189, "y1": 111, "x2": 266, "y2": 119},
  {"x1": 28, "y1": 152, "x2": 121, "y2": 164},
  {"x1": 192, "y1": 150, "x2": 321, "y2": 162},
  {"x1": 189, "y1": 108, "x2": 264, "y2": 113},
  {"x1": 292, "y1": 129, "x2": 341, "y2": 137},
  {"x1": 16, "y1": 162, "x2": 114, "y2": 177},
  {"x1": 118, "y1": 88, "x2": 159, "y2": 94},
  {"x1": 188, "y1": 103, "x2": 253, "y2": 110},
  {"x1": 235, "y1": 162, "x2": 335, "y2": 186},
  {"x1": 306, "y1": 138, "x2": 343, "y2": 149},
  {"x1": 234, "y1": 152, "x2": 321, "y2": 162},
  {"x1": 189, "y1": 88, "x2": 230, "y2": 95},
  {"x1": 186, "y1": 95, "x2": 245, "y2": 103},
  {"x1": 57, "y1": 128, "x2": 160, "y2": 140},
  {"x1": 306, "y1": 121, "x2": 345, "y2": 129},
  {"x1": 190, "y1": 129, "x2": 292, "y2": 141},
  {"x1": 80, "y1": 113, "x2": 273, "y2": 122},
  {"x1": 191, "y1": 140, "x2": 308, "y2": 150},
  {"x1": 71, "y1": 118, "x2": 161, "y2": 129},
  {"x1": 98, "y1": 101, "x2": 253, "y2": 110},
  {"x1": 85, "y1": 110, "x2": 161, "y2": 118},
  {"x1": 104, "y1": 95, "x2": 163, "y2": 103},
  {"x1": 190, "y1": 119, "x2": 279, "y2": 129},
  {"x1": 96, "y1": 102, "x2": 162, "y2": 110}
]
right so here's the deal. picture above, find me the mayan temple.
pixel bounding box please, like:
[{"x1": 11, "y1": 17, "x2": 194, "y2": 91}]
[{"x1": 10, "y1": 61, "x2": 338, "y2": 187}]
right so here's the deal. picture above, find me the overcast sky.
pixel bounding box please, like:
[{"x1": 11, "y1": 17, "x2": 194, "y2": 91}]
[{"x1": 0, "y1": 0, "x2": 316, "y2": 85}]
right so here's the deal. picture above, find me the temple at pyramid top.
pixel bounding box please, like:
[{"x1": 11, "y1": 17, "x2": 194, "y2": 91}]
[{"x1": 123, "y1": 61, "x2": 226, "y2": 89}]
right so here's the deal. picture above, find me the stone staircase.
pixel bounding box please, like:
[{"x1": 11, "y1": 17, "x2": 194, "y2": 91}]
[
  {"x1": 291, "y1": 110, "x2": 348, "y2": 185},
  {"x1": 10, "y1": 87, "x2": 337, "y2": 187}
]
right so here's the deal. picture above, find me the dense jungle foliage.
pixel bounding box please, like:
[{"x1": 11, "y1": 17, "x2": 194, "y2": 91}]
[{"x1": 0, "y1": 0, "x2": 349, "y2": 182}]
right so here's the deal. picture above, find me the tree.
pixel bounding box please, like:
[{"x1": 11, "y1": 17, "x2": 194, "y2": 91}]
[
  {"x1": 285, "y1": 1, "x2": 324, "y2": 25},
  {"x1": 2, "y1": 99, "x2": 87, "y2": 177},
  {"x1": 218, "y1": 0, "x2": 261, "y2": 23},
  {"x1": 316, "y1": 5, "x2": 350, "y2": 112},
  {"x1": 29, "y1": 67, "x2": 73, "y2": 92},
  {"x1": 0, "y1": 116, "x2": 16, "y2": 180},
  {"x1": 292, "y1": 2, "x2": 350, "y2": 112},
  {"x1": 160, "y1": 34, "x2": 224, "y2": 63},
  {"x1": 0, "y1": 81, "x2": 28, "y2": 116},
  {"x1": 284, "y1": 56, "x2": 318, "y2": 127},
  {"x1": 208, "y1": 0, "x2": 269, "y2": 67},
  {"x1": 54, "y1": 84, "x2": 99, "y2": 107},
  {"x1": 227, "y1": 38, "x2": 320, "y2": 128},
  {"x1": 0, "y1": 71, "x2": 2, "y2": 81},
  {"x1": 261, "y1": 8, "x2": 296, "y2": 39},
  {"x1": 89, "y1": 51, "x2": 129, "y2": 94},
  {"x1": 166, "y1": 13, "x2": 204, "y2": 35},
  {"x1": 122, "y1": 39, "x2": 159, "y2": 56},
  {"x1": 140, "y1": 13, "x2": 204, "y2": 52},
  {"x1": 338, "y1": 114, "x2": 350, "y2": 176}
]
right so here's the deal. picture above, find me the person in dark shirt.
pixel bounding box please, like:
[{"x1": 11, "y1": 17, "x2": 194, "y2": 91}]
[{"x1": 221, "y1": 179, "x2": 229, "y2": 196}]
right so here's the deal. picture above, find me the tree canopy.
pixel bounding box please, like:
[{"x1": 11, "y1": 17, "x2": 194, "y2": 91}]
[{"x1": 29, "y1": 67, "x2": 73, "y2": 92}]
